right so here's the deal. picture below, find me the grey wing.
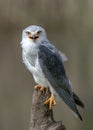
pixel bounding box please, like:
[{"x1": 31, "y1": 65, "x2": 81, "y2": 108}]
[
  {"x1": 38, "y1": 43, "x2": 82, "y2": 120},
  {"x1": 58, "y1": 51, "x2": 68, "y2": 62}
]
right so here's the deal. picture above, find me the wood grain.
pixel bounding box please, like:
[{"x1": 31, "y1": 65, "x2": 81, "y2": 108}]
[{"x1": 29, "y1": 88, "x2": 66, "y2": 130}]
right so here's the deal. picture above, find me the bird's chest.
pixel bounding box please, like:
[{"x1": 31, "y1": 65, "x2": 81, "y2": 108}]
[
  {"x1": 23, "y1": 51, "x2": 41, "y2": 75},
  {"x1": 23, "y1": 50, "x2": 48, "y2": 86},
  {"x1": 27, "y1": 54, "x2": 37, "y2": 66},
  {"x1": 23, "y1": 51, "x2": 38, "y2": 71}
]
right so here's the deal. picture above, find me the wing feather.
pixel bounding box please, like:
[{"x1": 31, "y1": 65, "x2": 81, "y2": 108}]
[
  {"x1": 38, "y1": 43, "x2": 71, "y2": 93},
  {"x1": 38, "y1": 43, "x2": 82, "y2": 120}
]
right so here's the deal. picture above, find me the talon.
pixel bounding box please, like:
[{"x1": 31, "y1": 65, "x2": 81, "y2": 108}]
[
  {"x1": 40, "y1": 87, "x2": 45, "y2": 91},
  {"x1": 44, "y1": 94, "x2": 57, "y2": 109},
  {"x1": 34, "y1": 85, "x2": 45, "y2": 91},
  {"x1": 34, "y1": 85, "x2": 41, "y2": 89}
]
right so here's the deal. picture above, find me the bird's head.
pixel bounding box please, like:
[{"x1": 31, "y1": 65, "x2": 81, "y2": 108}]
[{"x1": 20, "y1": 25, "x2": 47, "y2": 51}]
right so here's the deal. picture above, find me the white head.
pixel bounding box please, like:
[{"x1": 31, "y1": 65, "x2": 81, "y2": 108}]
[{"x1": 20, "y1": 25, "x2": 47, "y2": 51}]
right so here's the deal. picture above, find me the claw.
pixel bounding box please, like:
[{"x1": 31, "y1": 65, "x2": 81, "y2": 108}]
[
  {"x1": 44, "y1": 94, "x2": 57, "y2": 109},
  {"x1": 34, "y1": 85, "x2": 45, "y2": 91}
]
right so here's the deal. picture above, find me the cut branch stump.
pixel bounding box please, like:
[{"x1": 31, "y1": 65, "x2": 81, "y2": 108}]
[{"x1": 29, "y1": 88, "x2": 66, "y2": 130}]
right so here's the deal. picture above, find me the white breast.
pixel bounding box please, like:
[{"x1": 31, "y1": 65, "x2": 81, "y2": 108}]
[{"x1": 22, "y1": 50, "x2": 48, "y2": 87}]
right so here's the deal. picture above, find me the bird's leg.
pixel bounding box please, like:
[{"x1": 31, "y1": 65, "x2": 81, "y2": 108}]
[
  {"x1": 44, "y1": 94, "x2": 57, "y2": 109},
  {"x1": 34, "y1": 85, "x2": 45, "y2": 91}
]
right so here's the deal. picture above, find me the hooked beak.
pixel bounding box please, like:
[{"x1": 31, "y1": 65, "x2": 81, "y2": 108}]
[
  {"x1": 28, "y1": 35, "x2": 39, "y2": 40},
  {"x1": 25, "y1": 31, "x2": 39, "y2": 41}
]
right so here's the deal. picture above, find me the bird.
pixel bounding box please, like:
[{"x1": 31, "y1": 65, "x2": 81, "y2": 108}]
[{"x1": 20, "y1": 25, "x2": 84, "y2": 121}]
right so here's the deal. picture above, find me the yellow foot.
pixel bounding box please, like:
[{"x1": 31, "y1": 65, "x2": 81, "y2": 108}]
[
  {"x1": 44, "y1": 94, "x2": 57, "y2": 109},
  {"x1": 34, "y1": 85, "x2": 45, "y2": 91}
]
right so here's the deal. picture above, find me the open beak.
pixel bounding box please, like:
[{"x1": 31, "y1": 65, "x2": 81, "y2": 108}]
[
  {"x1": 28, "y1": 35, "x2": 39, "y2": 40},
  {"x1": 26, "y1": 31, "x2": 39, "y2": 41}
]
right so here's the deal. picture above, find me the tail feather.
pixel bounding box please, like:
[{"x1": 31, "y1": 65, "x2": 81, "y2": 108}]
[
  {"x1": 73, "y1": 92, "x2": 85, "y2": 108},
  {"x1": 57, "y1": 88, "x2": 83, "y2": 121}
]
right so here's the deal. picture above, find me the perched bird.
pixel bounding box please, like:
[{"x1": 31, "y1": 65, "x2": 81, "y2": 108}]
[{"x1": 20, "y1": 25, "x2": 84, "y2": 120}]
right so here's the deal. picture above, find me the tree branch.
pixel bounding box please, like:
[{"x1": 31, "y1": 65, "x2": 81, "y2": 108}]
[{"x1": 29, "y1": 88, "x2": 66, "y2": 130}]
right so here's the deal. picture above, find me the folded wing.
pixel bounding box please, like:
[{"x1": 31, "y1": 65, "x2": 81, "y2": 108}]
[{"x1": 38, "y1": 43, "x2": 83, "y2": 120}]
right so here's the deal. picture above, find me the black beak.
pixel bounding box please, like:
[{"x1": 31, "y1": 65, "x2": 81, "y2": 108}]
[{"x1": 29, "y1": 35, "x2": 39, "y2": 40}]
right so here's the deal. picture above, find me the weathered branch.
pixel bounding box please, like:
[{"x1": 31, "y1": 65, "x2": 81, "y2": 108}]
[{"x1": 29, "y1": 88, "x2": 66, "y2": 130}]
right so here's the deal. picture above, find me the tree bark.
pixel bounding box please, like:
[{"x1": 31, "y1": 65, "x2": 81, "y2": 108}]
[{"x1": 29, "y1": 88, "x2": 66, "y2": 130}]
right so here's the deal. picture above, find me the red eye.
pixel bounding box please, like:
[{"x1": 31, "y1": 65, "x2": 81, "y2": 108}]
[
  {"x1": 25, "y1": 31, "x2": 31, "y2": 35},
  {"x1": 37, "y1": 30, "x2": 42, "y2": 34}
]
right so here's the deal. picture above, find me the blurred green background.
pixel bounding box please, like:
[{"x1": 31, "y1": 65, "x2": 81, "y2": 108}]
[{"x1": 0, "y1": 0, "x2": 93, "y2": 130}]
